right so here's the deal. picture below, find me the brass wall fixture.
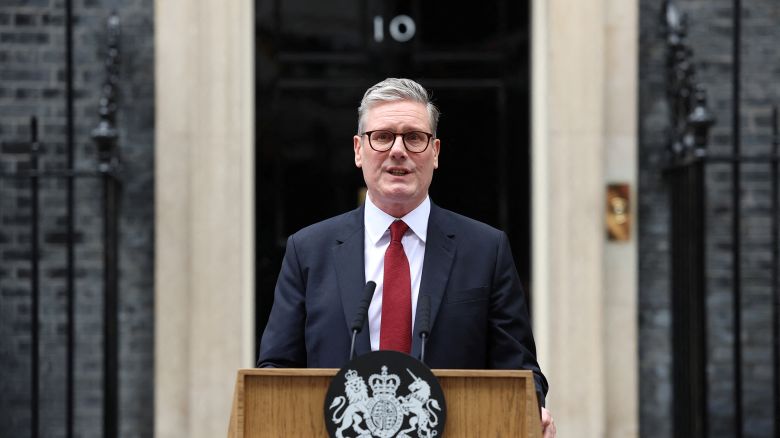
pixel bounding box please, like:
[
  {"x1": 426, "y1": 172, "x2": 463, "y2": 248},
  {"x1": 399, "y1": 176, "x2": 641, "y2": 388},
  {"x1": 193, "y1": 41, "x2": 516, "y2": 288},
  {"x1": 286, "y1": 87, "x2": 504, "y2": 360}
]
[{"x1": 606, "y1": 183, "x2": 631, "y2": 241}]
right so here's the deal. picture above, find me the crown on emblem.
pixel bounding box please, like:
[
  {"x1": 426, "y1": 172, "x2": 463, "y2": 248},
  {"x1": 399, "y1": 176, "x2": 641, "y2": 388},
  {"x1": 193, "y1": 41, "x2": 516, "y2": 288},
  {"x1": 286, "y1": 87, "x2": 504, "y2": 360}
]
[
  {"x1": 344, "y1": 369, "x2": 360, "y2": 382},
  {"x1": 368, "y1": 366, "x2": 400, "y2": 396}
]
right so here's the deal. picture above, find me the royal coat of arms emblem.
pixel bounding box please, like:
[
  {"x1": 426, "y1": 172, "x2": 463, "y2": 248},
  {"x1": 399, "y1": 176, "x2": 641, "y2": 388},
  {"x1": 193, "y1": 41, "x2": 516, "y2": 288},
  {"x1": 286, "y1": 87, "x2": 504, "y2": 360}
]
[{"x1": 325, "y1": 352, "x2": 445, "y2": 438}]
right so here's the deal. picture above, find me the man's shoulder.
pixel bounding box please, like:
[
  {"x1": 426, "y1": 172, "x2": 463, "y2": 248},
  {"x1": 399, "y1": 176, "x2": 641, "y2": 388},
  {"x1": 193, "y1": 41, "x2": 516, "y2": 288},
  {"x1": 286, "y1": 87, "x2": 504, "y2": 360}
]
[
  {"x1": 290, "y1": 206, "x2": 363, "y2": 242},
  {"x1": 431, "y1": 204, "x2": 504, "y2": 238}
]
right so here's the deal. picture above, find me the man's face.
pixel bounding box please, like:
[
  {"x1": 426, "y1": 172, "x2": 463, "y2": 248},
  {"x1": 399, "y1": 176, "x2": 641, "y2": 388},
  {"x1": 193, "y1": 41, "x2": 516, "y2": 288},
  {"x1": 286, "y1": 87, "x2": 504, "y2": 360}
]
[{"x1": 353, "y1": 100, "x2": 440, "y2": 217}]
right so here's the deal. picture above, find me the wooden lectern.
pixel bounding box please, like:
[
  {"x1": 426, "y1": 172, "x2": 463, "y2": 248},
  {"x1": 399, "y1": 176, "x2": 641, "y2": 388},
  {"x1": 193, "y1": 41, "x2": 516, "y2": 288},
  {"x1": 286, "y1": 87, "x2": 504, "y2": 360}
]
[{"x1": 227, "y1": 368, "x2": 542, "y2": 437}]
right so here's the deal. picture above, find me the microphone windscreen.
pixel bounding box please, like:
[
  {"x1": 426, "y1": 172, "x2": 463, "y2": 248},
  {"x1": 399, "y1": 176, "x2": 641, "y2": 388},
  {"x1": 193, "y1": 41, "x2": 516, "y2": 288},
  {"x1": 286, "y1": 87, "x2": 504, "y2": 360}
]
[{"x1": 350, "y1": 281, "x2": 377, "y2": 332}]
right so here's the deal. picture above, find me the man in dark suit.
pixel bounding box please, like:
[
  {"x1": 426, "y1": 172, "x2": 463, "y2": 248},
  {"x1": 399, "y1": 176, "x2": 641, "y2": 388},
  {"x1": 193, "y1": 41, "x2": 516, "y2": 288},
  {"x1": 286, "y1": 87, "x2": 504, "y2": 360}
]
[{"x1": 258, "y1": 78, "x2": 556, "y2": 436}]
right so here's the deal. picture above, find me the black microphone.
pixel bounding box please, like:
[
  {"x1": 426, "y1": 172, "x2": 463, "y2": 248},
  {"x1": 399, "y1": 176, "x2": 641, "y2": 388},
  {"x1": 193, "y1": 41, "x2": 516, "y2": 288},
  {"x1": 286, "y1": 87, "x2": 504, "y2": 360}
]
[
  {"x1": 417, "y1": 294, "x2": 431, "y2": 364},
  {"x1": 349, "y1": 281, "x2": 377, "y2": 361}
]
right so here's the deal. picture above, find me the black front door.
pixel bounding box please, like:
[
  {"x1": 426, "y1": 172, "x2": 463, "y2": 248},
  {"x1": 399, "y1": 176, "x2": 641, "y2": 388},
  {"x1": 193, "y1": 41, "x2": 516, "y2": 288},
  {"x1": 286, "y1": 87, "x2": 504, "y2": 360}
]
[{"x1": 255, "y1": 0, "x2": 531, "y2": 350}]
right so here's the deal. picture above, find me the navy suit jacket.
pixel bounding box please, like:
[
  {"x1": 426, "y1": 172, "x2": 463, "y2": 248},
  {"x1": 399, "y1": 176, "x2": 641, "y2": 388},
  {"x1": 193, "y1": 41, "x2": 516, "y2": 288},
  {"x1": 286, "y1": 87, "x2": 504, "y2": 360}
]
[{"x1": 258, "y1": 203, "x2": 548, "y2": 402}]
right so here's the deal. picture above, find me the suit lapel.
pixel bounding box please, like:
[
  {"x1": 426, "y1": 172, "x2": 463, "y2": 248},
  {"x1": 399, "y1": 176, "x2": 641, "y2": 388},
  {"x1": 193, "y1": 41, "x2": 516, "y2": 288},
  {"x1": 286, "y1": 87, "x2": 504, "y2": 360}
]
[
  {"x1": 332, "y1": 206, "x2": 371, "y2": 356},
  {"x1": 411, "y1": 204, "x2": 456, "y2": 361}
]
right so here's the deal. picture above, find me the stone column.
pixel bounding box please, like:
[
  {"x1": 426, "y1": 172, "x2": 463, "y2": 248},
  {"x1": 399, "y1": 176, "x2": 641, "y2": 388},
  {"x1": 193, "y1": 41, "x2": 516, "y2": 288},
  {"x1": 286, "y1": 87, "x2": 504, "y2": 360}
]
[
  {"x1": 603, "y1": 0, "x2": 639, "y2": 436},
  {"x1": 154, "y1": 0, "x2": 255, "y2": 436},
  {"x1": 532, "y1": 0, "x2": 638, "y2": 436}
]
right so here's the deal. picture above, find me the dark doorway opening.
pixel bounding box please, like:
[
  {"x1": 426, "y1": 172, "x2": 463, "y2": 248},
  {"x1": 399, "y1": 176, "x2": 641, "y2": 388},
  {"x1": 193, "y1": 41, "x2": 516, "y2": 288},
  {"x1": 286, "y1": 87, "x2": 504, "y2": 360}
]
[{"x1": 255, "y1": 0, "x2": 531, "y2": 355}]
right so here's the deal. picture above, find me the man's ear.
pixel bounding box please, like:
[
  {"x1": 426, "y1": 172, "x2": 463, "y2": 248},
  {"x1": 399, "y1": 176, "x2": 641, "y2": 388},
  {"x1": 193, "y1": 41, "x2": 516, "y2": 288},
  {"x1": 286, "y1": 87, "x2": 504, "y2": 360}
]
[
  {"x1": 432, "y1": 138, "x2": 440, "y2": 169},
  {"x1": 354, "y1": 135, "x2": 363, "y2": 168}
]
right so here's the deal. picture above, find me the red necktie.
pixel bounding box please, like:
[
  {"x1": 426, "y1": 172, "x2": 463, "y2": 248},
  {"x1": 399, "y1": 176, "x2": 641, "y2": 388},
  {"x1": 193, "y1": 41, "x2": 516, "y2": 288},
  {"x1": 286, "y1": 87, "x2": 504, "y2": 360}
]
[{"x1": 380, "y1": 220, "x2": 412, "y2": 353}]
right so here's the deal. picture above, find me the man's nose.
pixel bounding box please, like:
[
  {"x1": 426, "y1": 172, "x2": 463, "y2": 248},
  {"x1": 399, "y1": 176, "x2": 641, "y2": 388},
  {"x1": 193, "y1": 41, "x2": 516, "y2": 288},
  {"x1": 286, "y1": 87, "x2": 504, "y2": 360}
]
[{"x1": 388, "y1": 134, "x2": 407, "y2": 156}]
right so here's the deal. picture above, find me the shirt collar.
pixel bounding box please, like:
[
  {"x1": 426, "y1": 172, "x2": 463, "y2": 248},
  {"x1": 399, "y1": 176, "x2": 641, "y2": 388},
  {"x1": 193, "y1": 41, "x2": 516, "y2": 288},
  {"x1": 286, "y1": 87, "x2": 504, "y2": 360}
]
[{"x1": 364, "y1": 195, "x2": 430, "y2": 245}]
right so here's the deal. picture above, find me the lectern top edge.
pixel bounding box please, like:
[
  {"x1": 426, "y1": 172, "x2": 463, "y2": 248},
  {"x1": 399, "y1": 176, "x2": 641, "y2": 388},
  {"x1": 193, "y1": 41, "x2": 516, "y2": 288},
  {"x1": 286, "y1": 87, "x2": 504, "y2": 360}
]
[{"x1": 238, "y1": 368, "x2": 534, "y2": 379}]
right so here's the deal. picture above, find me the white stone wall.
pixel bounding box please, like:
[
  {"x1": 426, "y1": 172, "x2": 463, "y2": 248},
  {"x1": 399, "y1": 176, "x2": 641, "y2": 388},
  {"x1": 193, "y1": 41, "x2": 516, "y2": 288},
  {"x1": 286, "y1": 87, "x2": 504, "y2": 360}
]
[
  {"x1": 154, "y1": 0, "x2": 255, "y2": 436},
  {"x1": 532, "y1": 0, "x2": 639, "y2": 436}
]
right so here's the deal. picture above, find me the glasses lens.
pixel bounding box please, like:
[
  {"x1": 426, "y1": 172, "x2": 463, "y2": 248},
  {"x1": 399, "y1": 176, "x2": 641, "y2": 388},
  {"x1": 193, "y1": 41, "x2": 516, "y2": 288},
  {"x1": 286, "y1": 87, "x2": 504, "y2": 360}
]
[
  {"x1": 369, "y1": 131, "x2": 394, "y2": 150},
  {"x1": 403, "y1": 131, "x2": 429, "y2": 151}
]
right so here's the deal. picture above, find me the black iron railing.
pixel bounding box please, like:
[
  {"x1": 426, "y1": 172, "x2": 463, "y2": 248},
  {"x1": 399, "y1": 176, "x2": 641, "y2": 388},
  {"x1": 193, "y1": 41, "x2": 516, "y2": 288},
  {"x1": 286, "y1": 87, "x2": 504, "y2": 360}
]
[
  {"x1": 0, "y1": 12, "x2": 121, "y2": 438},
  {"x1": 663, "y1": 1, "x2": 780, "y2": 437}
]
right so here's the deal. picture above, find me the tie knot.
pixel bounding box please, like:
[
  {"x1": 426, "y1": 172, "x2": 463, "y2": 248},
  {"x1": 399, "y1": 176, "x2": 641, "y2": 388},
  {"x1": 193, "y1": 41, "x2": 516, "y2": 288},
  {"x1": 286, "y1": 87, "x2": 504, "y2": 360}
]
[{"x1": 390, "y1": 220, "x2": 409, "y2": 243}]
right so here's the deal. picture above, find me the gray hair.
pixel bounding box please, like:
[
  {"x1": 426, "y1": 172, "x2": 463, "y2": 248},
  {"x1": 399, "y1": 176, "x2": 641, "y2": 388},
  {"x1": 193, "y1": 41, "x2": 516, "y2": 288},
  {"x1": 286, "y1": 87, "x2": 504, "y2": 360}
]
[{"x1": 357, "y1": 78, "x2": 440, "y2": 136}]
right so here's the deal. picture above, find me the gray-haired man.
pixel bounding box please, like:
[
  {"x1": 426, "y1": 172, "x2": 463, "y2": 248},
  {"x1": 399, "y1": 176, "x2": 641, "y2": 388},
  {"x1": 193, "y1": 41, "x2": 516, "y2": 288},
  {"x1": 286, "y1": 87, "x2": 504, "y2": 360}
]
[{"x1": 259, "y1": 78, "x2": 556, "y2": 436}]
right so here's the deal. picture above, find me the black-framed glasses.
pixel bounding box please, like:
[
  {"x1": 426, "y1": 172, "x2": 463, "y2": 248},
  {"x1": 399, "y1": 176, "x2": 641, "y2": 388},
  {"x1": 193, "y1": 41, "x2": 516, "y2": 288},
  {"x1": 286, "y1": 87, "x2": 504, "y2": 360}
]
[{"x1": 361, "y1": 130, "x2": 434, "y2": 153}]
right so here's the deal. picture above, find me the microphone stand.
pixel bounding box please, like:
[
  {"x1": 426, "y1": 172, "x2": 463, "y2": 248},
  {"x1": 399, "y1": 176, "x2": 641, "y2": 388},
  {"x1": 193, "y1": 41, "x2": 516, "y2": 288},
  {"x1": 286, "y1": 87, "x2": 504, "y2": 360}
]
[
  {"x1": 420, "y1": 331, "x2": 428, "y2": 364},
  {"x1": 418, "y1": 295, "x2": 431, "y2": 364},
  {"x1": 349, "y1": 330, "x2": 360, "y2": 361}
]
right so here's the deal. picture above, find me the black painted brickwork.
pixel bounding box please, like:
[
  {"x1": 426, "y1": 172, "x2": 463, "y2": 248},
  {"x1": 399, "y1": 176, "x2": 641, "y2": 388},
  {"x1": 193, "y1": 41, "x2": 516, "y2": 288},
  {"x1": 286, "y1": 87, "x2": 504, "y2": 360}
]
[
  {"x1": 640, "y1": 1, "x2": 779, "y2": 437},
  {"x1": 0, "y1": 1, "x2": 154, "y2": 437}
]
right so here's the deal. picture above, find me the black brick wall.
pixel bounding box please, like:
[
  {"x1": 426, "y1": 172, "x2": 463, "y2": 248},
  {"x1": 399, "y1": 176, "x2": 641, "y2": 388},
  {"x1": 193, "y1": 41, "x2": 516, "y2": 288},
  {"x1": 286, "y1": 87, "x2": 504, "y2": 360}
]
[
  {"x1": 0, "y1": 1, "x2": 154, "y2": 437},
  {"x1": 640, "y1": 1, "x2": 779, "y2": 437}
]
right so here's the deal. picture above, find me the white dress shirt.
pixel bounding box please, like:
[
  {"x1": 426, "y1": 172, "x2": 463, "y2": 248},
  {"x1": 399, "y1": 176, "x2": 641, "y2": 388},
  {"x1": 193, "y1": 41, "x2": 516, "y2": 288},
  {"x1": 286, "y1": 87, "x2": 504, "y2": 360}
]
[{"x1": 364, "y1": 195, "x2": 430, "y2": 351}]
